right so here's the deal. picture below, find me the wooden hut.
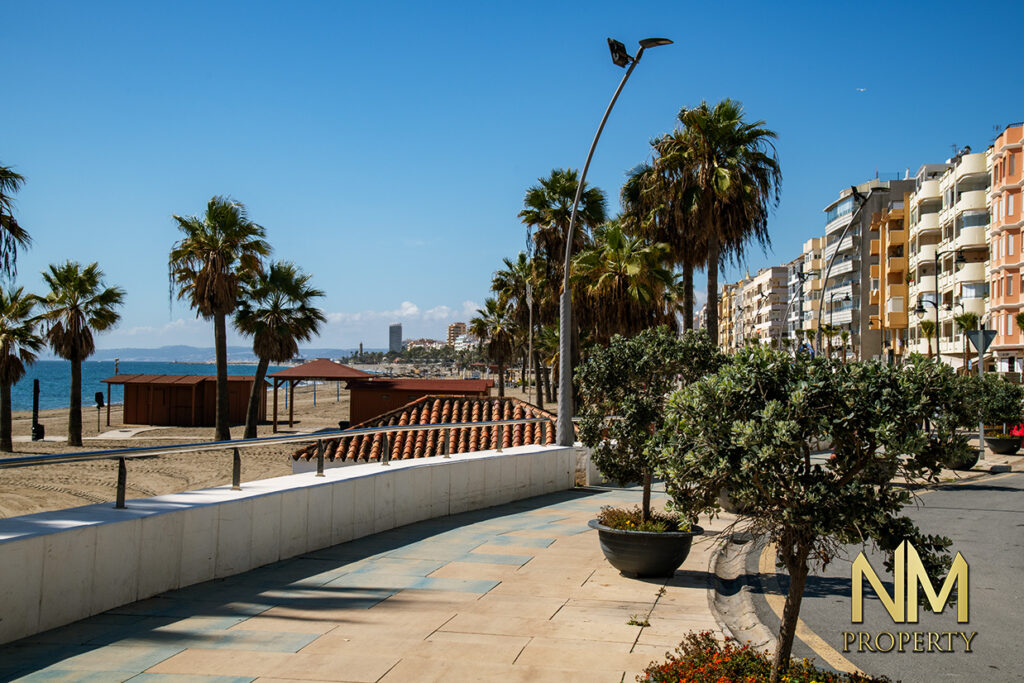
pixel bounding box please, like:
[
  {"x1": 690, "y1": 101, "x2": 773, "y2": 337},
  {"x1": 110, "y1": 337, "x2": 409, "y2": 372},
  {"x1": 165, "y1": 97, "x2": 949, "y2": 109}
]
[
  {"x1": 101, "y1": 374, "x2": 266, "y2": 427},
  {"x1": 346, "y1": 378, "x2": 493, "y2": 425}
]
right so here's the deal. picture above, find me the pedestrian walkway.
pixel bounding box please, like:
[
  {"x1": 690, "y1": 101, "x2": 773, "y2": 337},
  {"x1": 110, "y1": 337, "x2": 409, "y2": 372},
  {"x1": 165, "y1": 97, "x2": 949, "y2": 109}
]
[{"x1": 0, "y1": 486, "x2": 727, "y2": 682}]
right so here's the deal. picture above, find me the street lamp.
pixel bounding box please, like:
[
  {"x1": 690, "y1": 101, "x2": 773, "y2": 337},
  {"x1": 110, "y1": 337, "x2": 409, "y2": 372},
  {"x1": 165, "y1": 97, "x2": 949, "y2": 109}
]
[{"x1": 555, "y1": 37, "x2": 672, "y2": 447}]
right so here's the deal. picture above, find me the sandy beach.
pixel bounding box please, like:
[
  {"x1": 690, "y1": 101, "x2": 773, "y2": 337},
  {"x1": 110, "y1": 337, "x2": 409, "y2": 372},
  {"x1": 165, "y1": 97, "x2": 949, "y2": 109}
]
[{"x1": 0, "y1": 381, "x2": 541, "y2": 519}]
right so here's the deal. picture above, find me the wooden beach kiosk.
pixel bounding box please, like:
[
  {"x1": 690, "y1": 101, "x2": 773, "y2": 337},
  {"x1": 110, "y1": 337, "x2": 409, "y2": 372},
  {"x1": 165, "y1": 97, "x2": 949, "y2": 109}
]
[
  {"x1": 346, "y1": 378, "x2": 494, "y2": 425},
  {"x1": 267, "y1": 359, "x2": 372, "y2": 432},
  {"x1": 100, "y1": 374, "x2": 267, "y2": 427}
]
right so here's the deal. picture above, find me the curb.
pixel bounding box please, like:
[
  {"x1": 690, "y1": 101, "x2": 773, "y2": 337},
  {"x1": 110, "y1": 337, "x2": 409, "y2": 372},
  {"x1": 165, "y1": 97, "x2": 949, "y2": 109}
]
[{"x1": 707, "y1": 529, "x2": 776, "y2": 652}]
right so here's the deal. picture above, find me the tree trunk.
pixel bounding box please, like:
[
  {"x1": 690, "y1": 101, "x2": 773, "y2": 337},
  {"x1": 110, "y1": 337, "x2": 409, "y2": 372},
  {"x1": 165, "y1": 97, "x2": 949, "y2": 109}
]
[
  {"x1": 641, "y1": 468, "x2": 652, "y2": 522},
  {"x1": 214, "y1": 312, "x2": 231, "y2": 441},
  {"x1": 0, "y1": 382, "x2": 12, "y2": 452},
  {"x1": 497, "y1": 357, "x2": 505, "y2": 397},
  {"x1": 771, "y1": 537, "x2": 812, "y2": 683},
  {"x1": 927, "y1": 337, "x2": 933, "y2": 359},
  {"x1": 682, "y1": 262, "x2": 694, "y2": 331},
  {"x1": 243, "y1": 357, "x2": 270, "y2": 439},
  {"x1": 550, "y1": 362, "x2": 558, "y2": 404},
  {"x1": 520, "y1": 353, "x2": 527, "y2": 395},
  {"x1": 533, "y1": 349, "x2": 544, "y2": 410},
  {"x1": 67, "y1": 358, "x2": 83, "y2": 446},
  {"x1": 545, "y1": 365, "x2": 554, "y2": 403},
  {"x1": 706, "y1": 236, "x2": 720, "y2": 346}
]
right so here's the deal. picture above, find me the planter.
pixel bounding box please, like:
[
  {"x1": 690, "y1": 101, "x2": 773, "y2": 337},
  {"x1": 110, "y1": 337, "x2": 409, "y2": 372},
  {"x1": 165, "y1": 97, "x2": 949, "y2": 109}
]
[
  {"x1": 588, "y1": 519, "x2": 704, "y2": 578},
  {"x1": 984, "y1": 436, "x2": 1020, "y2": 456}
]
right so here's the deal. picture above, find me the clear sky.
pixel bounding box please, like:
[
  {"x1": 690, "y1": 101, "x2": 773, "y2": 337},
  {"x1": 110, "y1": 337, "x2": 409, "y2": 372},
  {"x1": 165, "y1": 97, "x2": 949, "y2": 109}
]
[{"x1": 4, "y1": 1, "x2": 1023, "y2": 350}]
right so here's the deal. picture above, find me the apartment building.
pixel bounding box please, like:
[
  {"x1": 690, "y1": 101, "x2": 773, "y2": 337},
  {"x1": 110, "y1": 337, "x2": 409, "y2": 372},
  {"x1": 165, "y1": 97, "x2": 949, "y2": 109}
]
[
  {"x1": 821, "y1": 178, "x2": 915, "y2": 360},
  {"x1": 799, "y1": 237, "x2": 824, "y2": 341},
  {"x1": 784, "y1": 256, "x2": 803, "y2": 344},
  {"x1": 740, "y1": 267, "x2": 788, "y2": 345},
  {"x1": 988, "y1": 123, "x2": 1024, "y2": 373},
  {"x1": 717, "y1": 282, "x2": 740, "y2": 352},
  {"x1": 870, "y1": 193, "x2": 910, "y2": 362},
  {"x1": 446, "y1": 322, "x2": 467, "y2": 346}
]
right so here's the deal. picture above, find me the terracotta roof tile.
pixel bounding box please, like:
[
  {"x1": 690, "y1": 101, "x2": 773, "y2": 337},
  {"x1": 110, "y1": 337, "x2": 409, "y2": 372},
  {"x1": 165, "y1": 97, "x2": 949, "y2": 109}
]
[{"x1": 292, "y1": 395, "x2": 558, "y2": 463}]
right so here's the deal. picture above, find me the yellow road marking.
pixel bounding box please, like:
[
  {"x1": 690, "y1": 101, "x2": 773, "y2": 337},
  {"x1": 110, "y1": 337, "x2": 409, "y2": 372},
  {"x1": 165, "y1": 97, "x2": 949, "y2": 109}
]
[{"x1": 758, "y1": 543, "x2": 860, "y2": 674}]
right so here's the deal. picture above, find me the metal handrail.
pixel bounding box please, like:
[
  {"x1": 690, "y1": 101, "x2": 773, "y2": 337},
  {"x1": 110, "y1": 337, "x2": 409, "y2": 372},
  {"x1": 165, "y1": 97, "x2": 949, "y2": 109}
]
[{"x1": 0, "y1": 417, "x2": 555, "y2": 509}]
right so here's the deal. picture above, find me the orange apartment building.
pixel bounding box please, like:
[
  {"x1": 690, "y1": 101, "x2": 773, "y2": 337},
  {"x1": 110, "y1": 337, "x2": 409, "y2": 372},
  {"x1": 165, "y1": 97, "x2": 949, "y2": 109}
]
[
  {"x1": 870, "y1": 194, "x2": 910, "y2": 361},
  {"x1": 989, "y1": 123, "x2": 1024, "y2": 374}
]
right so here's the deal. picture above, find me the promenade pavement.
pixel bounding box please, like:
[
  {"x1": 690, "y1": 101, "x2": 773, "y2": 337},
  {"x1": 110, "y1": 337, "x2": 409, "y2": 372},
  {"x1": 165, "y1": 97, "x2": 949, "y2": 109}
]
[{"x1": 0, "y1": 486, "x2": 728, "y2": 683}]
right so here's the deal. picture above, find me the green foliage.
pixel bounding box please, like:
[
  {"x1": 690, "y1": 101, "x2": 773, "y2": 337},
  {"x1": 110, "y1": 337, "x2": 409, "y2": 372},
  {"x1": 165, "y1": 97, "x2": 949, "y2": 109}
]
[
  {"x1": 596, "y1": 506, "x2": 688, "y2": 533},
  {"x1": 974, "y1": 372, "x2": 1024, "y2": 425},
  {"x1": 639, "y1": 631, "x2": 890, "y2": 683},
  {"x1": 577, "y1": 327, "x2": 724, "y2": 505}
]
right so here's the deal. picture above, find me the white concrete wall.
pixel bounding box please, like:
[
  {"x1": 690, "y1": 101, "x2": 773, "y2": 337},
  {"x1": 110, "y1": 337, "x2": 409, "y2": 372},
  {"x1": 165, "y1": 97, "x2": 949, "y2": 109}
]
[{"x1": 0, "y1": 445, "x2": 573, "y2": 645}]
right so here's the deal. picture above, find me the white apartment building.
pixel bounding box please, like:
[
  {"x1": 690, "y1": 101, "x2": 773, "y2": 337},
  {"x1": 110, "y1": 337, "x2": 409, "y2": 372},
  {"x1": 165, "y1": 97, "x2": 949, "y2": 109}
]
[
  {"x1": 739, "y1": 266, "x2": 788, "y2": 345},
  {"x1": 800, "y1": 237, "x2": 824, "y2": 339}
]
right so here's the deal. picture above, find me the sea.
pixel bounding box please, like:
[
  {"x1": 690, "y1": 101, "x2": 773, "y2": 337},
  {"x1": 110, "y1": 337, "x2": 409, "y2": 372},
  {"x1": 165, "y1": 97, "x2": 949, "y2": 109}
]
[{"x1": 12, "y1": 361, "x2": 290, "y2": 413}]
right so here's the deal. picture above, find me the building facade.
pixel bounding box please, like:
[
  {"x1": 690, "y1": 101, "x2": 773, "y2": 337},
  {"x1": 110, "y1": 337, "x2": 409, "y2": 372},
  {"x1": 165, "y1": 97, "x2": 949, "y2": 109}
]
[
  {"x1": 446, "y1": 322, "x2": 467, "y2": 346},
  {"x1": 870, "y1": 192, "x2": 910, "y2": 362},
  {"x1": 388, "y1": 323, "x2": 403, "y2": 353},
  {"x1": 988, "y1": 124, "x2": 1024, "y2": 374},
  {"x1": 739, "y1": 267, "x2": 787, "y2": 346},
  {"x1": 799, "y1": 237, "x2": 824, "y2": 345}
]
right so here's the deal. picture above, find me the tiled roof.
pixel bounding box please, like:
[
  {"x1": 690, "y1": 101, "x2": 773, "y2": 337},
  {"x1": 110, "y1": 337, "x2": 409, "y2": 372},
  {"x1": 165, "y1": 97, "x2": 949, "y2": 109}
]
[
  {"x1": 292, "y1": 395, "x2": 556, "y2": 462},
  {"x1": 101, "y1": 374, "x2": 263, "y2": 385}
]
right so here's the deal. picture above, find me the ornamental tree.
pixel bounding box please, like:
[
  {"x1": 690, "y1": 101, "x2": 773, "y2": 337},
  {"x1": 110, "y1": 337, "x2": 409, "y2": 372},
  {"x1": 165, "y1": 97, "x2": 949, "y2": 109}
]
[
  {"x1": 658, "y1": 347, "x2": 973, "y2": 683},
  {"x1": 576, "y1": 326, "x2": 724, "y2": 521},
  {"x1": 974, "y1": 372, "x2": 1024, "y2": 430}
]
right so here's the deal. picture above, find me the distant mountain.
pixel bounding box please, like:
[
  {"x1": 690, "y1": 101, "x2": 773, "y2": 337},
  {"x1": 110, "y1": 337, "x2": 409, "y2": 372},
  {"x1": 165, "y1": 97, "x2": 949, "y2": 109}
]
[{"x1": 42, "y1": 345, "x2": 383, "y2": 363}]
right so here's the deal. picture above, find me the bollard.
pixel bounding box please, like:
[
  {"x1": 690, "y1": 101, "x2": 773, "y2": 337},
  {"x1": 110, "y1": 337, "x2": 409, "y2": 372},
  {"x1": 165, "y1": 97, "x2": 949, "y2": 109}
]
[
  {"x1": 316, "y1": 439, "x2": 325, "y2": 477},
  {"x1": 382, "y1": 433, "x2": 390, "y2": 466},
  {"x1": 232, "y1": 447, "x2": 241, "y2": 490},
  {"x1": 115, "y1": 457, "x2": 127, "y2": 509}
]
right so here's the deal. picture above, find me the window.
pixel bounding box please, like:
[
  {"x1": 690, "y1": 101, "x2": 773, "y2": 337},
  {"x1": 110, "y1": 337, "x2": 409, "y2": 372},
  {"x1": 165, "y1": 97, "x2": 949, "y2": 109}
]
[
  {"x1": 1010, "y1": 194, "x2": 1015, "y2": 217},
  {"x1": 1011, "y1": 233, "x2": 1016, "y2": 256},
  {"x1": 1008, "y1": 275, "x2": 1014, "y2": 296},
  {"x1": 962, "y1": 282, "x2": 987, "y2": 299},
  {"x1": 1011, "y1": 154, "x2": 1016, "y2": 177}
]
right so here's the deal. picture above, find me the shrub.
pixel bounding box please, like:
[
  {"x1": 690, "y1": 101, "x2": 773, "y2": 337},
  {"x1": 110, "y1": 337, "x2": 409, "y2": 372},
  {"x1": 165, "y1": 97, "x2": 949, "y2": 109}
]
[
  {"x1": 975, "y1": 372, "x2": 1024, "y2": 427},
  {"x1": 639, "y1": 631, "x2": 890, "y2": 683}
]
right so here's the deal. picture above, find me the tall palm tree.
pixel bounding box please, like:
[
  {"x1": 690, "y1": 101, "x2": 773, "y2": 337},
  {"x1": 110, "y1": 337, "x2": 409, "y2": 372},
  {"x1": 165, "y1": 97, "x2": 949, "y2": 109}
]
[
  {"x1": 920, "y1": 320, "x2": 936, "y2": 359},
  {"x1": 170, "y1": 197, "x2": 270, "y2": 441},
  {"x1": 469, "y1": 298, "x2": 514, "y2": 397},
  {"x1": 234, "y1": 262, "x2": 325, "y2": 439},
  {"x1": 954, "y1": 312, "x2": 980, "y2": 371},
  {"x1": 571, "y1": 221, "x2": 676, "y2": 344},
  {"x1": 39, "y1": 262, "x2": 124, "y2": 447},
  {"x1": 0, "y1": 164, "x2": 33, "y2": 277},
  {"x1": 492, "y1": 252, "x2": 544, "y2": 407},
  {"x1": 672, "y1": 100, "x2": 781, "y2": 345},
  {"x1": 839, "y1": 330, "x2": 851, "y2": 363},
  {"x1": 0, "y1": 287, "x2": 44, "y2": 451}
]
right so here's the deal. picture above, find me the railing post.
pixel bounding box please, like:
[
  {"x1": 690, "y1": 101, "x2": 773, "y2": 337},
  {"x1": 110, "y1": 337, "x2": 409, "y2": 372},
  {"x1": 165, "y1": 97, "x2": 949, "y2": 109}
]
[
  {"x1": 115, "y1": 457, "x2": 127, "y2": 509},
  {"x1": 382, "y1": 433, "x2": 390, "y2": 466},
  {"x1": 316, "y1": 439, "x2": 325, "y2": 477},
  {"x1": 442, "y1": 428, "x2": 450, "y2": 458},
  {"x1": 497, "y1": 424, "x2": 503, "y2": 453},
  {"x1": 232, "y1": 447, "x2": 241, "y2": 490}
]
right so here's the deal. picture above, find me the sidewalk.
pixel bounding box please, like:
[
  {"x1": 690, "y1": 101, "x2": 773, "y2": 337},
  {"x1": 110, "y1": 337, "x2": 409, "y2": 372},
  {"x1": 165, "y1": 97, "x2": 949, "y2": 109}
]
[{"x1": 0, "y1": 486, "x2": 728, "y2": 683}]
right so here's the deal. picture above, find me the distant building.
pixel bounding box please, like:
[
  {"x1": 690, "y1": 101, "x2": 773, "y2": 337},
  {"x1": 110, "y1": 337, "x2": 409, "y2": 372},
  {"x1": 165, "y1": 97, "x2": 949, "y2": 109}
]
[
  {"x1": 695, "y1": 303, "x2": 707, "y2": 330},
  {"x1": 405, "y1": 338, "x2": 445, "y2": 350},
  {"x1": 389, "y1": 323, "x2": 402, "y2": 353},
  {"x1": 453, "y1": 334, "x2": 479, "y2": 352},
  {"x1": 447, "y1": 322, "x2": 467, "y2": 346}
]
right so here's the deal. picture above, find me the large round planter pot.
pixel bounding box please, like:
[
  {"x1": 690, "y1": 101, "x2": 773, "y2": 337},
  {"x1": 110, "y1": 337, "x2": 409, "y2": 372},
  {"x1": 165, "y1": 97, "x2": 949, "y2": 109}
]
[
  {"x1": 588, "y1": 519, "x2": 704, "y2": 578},
  {"x1": 984, "y1": 437, "x2": 1020, "y2": 456}
]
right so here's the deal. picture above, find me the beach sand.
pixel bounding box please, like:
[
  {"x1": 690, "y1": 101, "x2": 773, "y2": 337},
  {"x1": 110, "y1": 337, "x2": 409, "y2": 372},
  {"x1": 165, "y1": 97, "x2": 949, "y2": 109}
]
[{"x1": 0, "y1": 381, "x2": 543, "y2": 518}]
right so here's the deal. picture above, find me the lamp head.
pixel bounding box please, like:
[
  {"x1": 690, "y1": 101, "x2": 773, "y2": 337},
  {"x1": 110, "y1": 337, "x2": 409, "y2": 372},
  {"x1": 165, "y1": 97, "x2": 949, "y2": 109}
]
[
  {"x1": 914, "y1": 301, "x2": 927, "y2": 316},
  {"x1": 607, "y1": 38, "x2": 632, "y2": 67},
  {"x1": 843, "y1": 293, "x2": 852, "y2": 302},
  {"x1": 955, "y1": 250, "x2": 967, "y2": 264},
  {"x1": 639, "y1": 37, "x2": 673, "y2": 48}
]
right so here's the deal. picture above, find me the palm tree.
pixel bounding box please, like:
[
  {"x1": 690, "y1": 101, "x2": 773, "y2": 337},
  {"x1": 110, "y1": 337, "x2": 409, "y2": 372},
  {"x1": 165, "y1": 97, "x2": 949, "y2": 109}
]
[
  {"x1": 0, "y1": 164, "x2": 33, "y2": 277},
  {"x1": 571, "y1": 221, "x2": 676, "y2": 344},
  {"x1": 954, "y1": 312, "x2": 980, "y2": 371},
  {"x1": 671, "y1": 100, "x2": 781, "y2": 345},
  {"x1": 39, "y1": 262, "x2": 124, "y2": 446},
  {"x1": 0, "y1": 287, "x2": 44, "y2": 451},
  {"x1": 469, "y1": 298, "x2": 514, "y2": 397},
  {"x1": 234, "y1": 262, "x2": 325, "y2": 439},
  {"x1": 805, "y1": 328, "x2": 816, "y2": 355},
  {"x1": 492, "y1": 253, "x2": 545, "y2": 407},
  {"x1": 170, "y1": 197, "x2": 270, "y2": 441},
  {"x1": 839, "y1": 330, "x2": 851, "y2": 362},
  {"x1": 1016, "y1": 311, "x2": 1024, "y2": 335},
  {"x1": 920, "y1": 320, "x2": 936, "y2": 359}
]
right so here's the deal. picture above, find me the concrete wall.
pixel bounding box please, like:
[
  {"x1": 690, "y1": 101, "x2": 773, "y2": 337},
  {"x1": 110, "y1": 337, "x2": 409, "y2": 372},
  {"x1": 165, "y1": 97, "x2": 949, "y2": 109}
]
[{"x1": 0, "y1": 444, "x2": 573, "y2": 645}]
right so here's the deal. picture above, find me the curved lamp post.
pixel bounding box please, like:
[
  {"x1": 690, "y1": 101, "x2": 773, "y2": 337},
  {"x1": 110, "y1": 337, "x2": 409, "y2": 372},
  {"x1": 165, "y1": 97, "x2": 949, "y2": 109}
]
[
  {"x1": 913, "y1": 249, "x2": 965, "y2": 359},
  {"x1": 555, "y1": 37, "x2": 672, "y2": 447}
]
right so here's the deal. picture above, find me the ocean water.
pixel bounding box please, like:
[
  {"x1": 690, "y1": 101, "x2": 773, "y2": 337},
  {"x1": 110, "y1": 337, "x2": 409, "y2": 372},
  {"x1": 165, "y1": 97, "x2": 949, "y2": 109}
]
[{"x1": 11, "y1": 361, "x2": 289, "y2": 412}]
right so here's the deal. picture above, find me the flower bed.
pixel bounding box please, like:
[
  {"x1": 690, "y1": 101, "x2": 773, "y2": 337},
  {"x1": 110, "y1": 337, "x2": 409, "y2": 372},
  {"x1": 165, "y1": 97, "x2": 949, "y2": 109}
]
[{"x1": 640, "y1": 631, "x2": 890, "y2": 683}]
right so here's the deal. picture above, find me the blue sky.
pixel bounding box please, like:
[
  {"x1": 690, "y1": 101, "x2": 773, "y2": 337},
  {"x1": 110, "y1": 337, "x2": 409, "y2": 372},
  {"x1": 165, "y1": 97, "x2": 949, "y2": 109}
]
[{"x1": 4, "y1": 1, "x2": 1023, "y2": 349}]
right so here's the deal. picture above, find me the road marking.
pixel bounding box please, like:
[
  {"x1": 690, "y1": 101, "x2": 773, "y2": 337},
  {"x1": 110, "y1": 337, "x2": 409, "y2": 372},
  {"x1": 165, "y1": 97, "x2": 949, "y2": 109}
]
[{"x1": 759, "y1": 543, "x2": 860, "y2": 674}]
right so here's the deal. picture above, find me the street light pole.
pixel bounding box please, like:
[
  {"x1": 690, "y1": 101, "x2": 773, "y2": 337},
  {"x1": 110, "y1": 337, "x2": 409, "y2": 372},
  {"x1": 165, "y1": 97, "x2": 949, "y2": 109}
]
[{"x1": 555, "y1": 37, "x2": 672, "y2": 447}]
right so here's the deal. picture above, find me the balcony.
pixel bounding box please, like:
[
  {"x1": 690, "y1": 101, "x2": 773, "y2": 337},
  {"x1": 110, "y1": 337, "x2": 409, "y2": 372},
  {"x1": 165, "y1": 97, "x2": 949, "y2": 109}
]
[
  {"x1": 962, "y1": 297, "x2": 985, "y2": 316},
  {"x1": 915, "y1": 275, "x2": 937, "y2": 293},
  {"x1": 870, "y1": 239, "x2": 880, "y2": 256},
  {"x1": 956, "y1": 261, "x2": 987, "y2": 282},
  {"x1": 916, "y1": 243, "x2": 938, "y2": 266},
  {"x1": 887, "y1": 256, "x2": 907, "y2": 272},
  {"x1": 955, "y1": 153, "x2": 988, "y2": 179},
  {"x1": 869, "y1": 264, "x2": 880, "y2": 279},
  {"x1": 833, "y1": 259, "x2": 858, "y2": 276},
  {"x1": 886, "y1": 296, "x2": 905, "y2": 314},
  {"x1": 955, "y1": 225, "x2": 987, "y2": 249},
  {"x1": 956, "y1": 190, "x2": 988, "y2": 214},
  {"x1": 915, "y1": 179, "x2": 941, "y2": 203},
  {"x1": 914, "y1": 212, "x2": 941, "y2": 234},
  {"x1": 830, "y1": 309, "x2": 854, "y2": 326},
  {"x1": 804, "y1": 278, "x2": 823, "y2": 292},
  {"x1": 870, "y1": 289, "x2": 880, "y2": 305}
]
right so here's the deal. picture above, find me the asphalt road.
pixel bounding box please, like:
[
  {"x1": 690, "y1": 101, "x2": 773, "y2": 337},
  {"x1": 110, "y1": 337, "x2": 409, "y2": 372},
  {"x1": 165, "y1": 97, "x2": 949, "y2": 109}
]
[{"x1": 751, "y1": 471, "x2": 1024, "y2": 682}]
